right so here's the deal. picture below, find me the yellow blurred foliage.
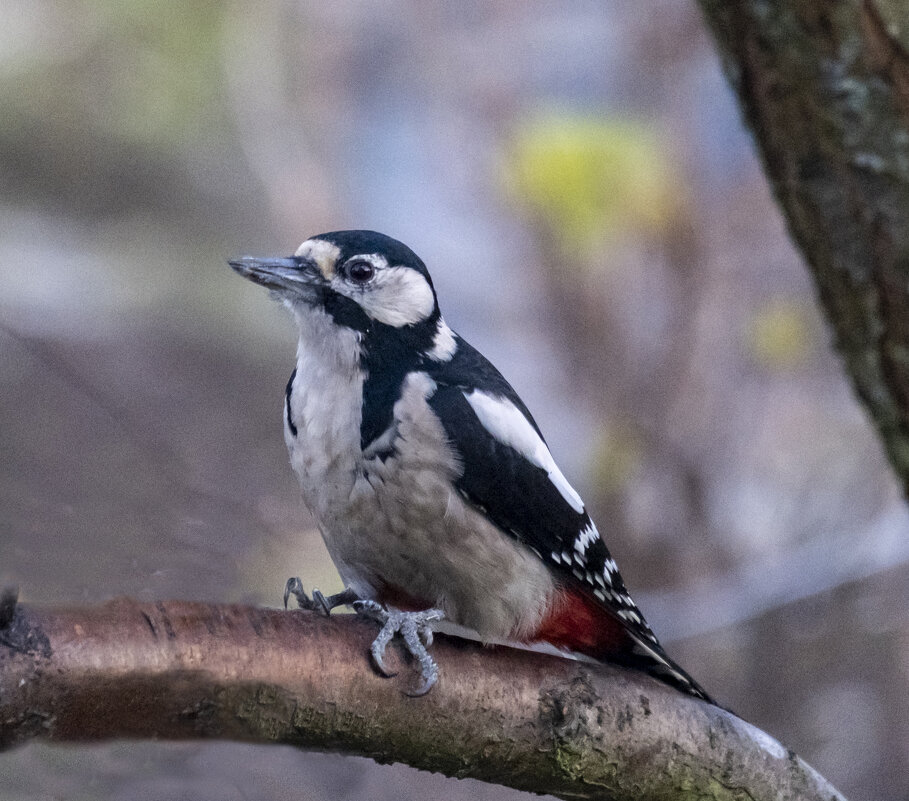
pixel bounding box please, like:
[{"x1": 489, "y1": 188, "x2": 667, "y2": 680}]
[
  {"x1": 502, "y1": 111, "x2": 684, "y2": 262},
  {"x1": 589, "y1": 422, "x2": 643, "y2": 495},
  {"x1": 747, "y1": 299, "x2": 815, "y2": 369}
]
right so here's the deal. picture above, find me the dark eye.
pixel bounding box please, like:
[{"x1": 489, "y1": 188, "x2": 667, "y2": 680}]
[{"x1": 346, "y1": 259, "x2": 375, "y2": 283}]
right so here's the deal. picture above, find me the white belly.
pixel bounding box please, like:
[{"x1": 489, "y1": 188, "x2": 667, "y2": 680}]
[{"x1": 286, "y1": 350, "x2": 556, "y2": 641}]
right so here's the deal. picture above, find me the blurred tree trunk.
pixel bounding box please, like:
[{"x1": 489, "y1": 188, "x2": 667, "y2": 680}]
[
  {"x1": 0, "y1": 597, "x2": 845, "y2": 801},
  {"x1": 698, "y1": 0, "x2": 909, "y2": 497}
]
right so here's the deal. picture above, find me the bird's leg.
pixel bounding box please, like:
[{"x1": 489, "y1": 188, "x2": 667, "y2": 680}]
[
  {"x1": 353, "y1": 600, "x2": 445, "y2": 696},
  {"x1": 283, "y1": 577, "x2": 359, "y2": 615}
]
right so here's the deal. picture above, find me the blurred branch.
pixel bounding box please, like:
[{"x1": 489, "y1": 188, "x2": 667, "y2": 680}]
[
  {"x1": 0, "y1": 595, "x2": 844, "y2": 801},
  {"x1": 644, "y1": 505, "x2": 909, "y2": 641},
  {"x1": 699, "y1": 0, "x2": 909, "y2": 496}
]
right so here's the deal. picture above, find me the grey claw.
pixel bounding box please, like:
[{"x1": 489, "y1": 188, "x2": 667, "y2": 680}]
[
  {"x1": 370, "y1": 631, "x2": 399, "y2": 677},
  {"x1": 353, "y1": 602, "x2": 444, "y2": 693},
  {"x1": 352, "y1": 600, "x2": 398, "y2": 676},
  {"x1": 406, "y1": 665, "x2": 439, "y2": 697},
  {"x1": 284, "y1": 577, "x2": 305, "y2": 610},
  {"x1": 311, "y1": 589, "x2": 331, "y2": 615},
  {"x1": 284, "y1": 578, "x2": 336, "y2": 616}
]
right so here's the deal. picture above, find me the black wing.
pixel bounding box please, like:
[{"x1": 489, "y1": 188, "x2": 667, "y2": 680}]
[
  {"x1": 425, "y1": 338, "x2": 657, "y2": 642},
  {"x1": 424, "y1": 338, "x2": 717, "y2": 703}
]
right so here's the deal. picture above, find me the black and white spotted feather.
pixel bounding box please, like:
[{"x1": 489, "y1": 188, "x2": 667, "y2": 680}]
[
  {"x1": 422, "y1": 336, "x2": 661, "y2": 644},
  {"x1": 417, "y1": 335, "x2": 716, "y2": 701}
]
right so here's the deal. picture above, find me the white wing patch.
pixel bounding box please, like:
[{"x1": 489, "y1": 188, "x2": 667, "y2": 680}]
[{"x1": 464, "y1": 390, "x2": 585, "y2": 514}]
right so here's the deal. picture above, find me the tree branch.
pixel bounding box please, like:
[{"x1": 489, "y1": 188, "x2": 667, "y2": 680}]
[
  {"x1": 0, "y1": 596, "x2": 844, "y2": 801},
  {"x1": 698, "y1": 0, "x2": 909, "y2": 496}
]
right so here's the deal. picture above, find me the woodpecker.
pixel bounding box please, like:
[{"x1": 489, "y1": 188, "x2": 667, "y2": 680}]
[{"x1": 229, "y1": 230, "x2": 713, "y2": 702}]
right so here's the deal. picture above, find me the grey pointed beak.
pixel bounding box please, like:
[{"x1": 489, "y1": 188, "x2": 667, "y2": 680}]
[{"x1": 227, "y1": 256, "x2": 325, "y2": 293}]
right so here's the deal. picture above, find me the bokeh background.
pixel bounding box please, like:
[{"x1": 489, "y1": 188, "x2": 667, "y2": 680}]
[{"x1": 2, "y1": 2, "x2": 907, "y2": 800}]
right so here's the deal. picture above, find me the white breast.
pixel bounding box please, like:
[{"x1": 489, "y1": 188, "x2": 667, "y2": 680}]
[
  {"x1": 286, "y1": 334, "x2": 557, "y2": 639},
  {"x1": 284, "y1": 305, "x2": 364, "y2": 525}
]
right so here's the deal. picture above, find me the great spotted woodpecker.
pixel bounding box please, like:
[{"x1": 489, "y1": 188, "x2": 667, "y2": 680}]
[{"x1": 229, "y1": 230, "x2": 713, "y2": 702}]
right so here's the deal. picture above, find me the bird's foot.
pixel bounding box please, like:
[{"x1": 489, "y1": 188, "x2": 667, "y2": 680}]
[
  {"x1": 283, "y1": 577, "x2": 359, "y2": 615},
  {"x1": 353, "y1": 600, "x2": 445, "y2": 696}
]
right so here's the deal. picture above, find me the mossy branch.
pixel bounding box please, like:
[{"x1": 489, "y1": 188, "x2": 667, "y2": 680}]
[{"x1": 0, "y1": 594, "x2": 844, "y2": 800}]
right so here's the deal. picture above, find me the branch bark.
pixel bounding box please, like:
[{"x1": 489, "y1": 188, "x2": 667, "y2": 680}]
[
  {"x1": 698, "y1": 0, "x2": 909, "y2": 496},
  {"x1": 0, "y1": 596, "x2": 843, "y2": 801}
]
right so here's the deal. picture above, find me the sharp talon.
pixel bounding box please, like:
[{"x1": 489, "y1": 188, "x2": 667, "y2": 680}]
[
  {"x1": 353, "y1": 603, "x2": 444, "y2": 693},
  {"x1": 284, "y1": 579, "x2": 357, "y2": 615},
  {"x1": 362, "y1": 602, "x2": 398, "y2": 676},
  {"x1": 311, "y1": 589, "x2": 331, "y2": 616},
  {"x1": 406, "y1": 665, "x2": 438, "y2": 697},
  {"x1": 370, "y1": 638, "x2": 399, "y2": 678},
  {"x1": 284, "y1": 577, "x2": 305, "y2": 610}
]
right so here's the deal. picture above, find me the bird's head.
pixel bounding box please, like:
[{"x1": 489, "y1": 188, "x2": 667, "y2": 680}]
[{"x1": 229, "y1": 231, "x2": 456, "y2": 362}]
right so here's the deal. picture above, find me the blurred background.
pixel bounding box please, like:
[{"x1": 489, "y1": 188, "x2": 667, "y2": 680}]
[{"x1": 1, "y1": 2, "x2": 907, "y2": 800}]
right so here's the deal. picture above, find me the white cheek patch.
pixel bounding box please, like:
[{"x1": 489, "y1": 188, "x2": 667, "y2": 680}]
[
  {"x1": 295, "y1": 239, "x2": 341, "y2": 280},
  {"x1": 344, "y1": 265, "x2": 436, "y2": 327},
  {"x1": 464, "y1": 390, "x2": 585, "y2": 514}
]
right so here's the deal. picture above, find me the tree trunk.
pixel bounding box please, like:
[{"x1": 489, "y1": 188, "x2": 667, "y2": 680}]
[{"x1": 698, "y1": 0, "x2": 909, "y2": 496}]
